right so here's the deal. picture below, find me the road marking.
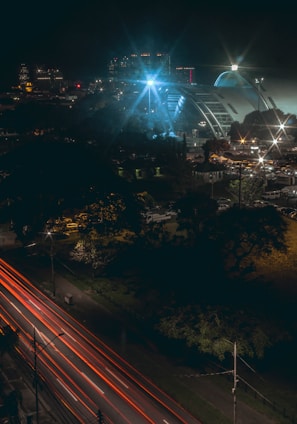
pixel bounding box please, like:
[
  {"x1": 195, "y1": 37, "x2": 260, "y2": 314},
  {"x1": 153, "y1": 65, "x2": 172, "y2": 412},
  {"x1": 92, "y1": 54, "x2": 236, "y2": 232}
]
[
  {"x1": 81, "y1": 372, "x2": 104, "y2": 394},
  {"x1": 60, "y1": 328, "x2": 76, "y2": 342},
  {"x1": 105, "y1": 367, "x2": 129, "y2": 388},
  {"x1": 10, "y1": 302, "x2": 23, "y2": 315},
  {"x1": 57, "y1": 378, "x2": 78, "y2": 401},
  {"x1": 29, "y1": 300, "x2": 41, "y2": 310}
]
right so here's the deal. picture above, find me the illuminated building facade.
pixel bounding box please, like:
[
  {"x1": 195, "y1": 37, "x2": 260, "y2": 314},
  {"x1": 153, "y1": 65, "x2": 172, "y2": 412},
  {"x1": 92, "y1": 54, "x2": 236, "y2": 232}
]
[
  {"x1": 108, "y1": 52, "x2": 171, "y2": 80},
  {"x1": 105, "y1": 56, "x2": 297, "y2": 141},
  {"x1": 17, "y1": 64, "x2": 65, "y2": 93},
  {"x1": 166, "y1": 70, "x2": 297, "y2": 140},
  {"x1": 18, "y1": 64, "x2": 31, "y2": 91},
  {"x1": 34, "y1": 66, "x2": 64, "y2": 92},
  {"x1": 174, "y1": 66, "x2": 196, "y2": 85}
]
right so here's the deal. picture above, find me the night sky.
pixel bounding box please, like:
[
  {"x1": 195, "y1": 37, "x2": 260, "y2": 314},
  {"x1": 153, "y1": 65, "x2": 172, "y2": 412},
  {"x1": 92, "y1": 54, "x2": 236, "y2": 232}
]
[{"x1": 1, "y1": 0, "x2": 296, "y2": 89}]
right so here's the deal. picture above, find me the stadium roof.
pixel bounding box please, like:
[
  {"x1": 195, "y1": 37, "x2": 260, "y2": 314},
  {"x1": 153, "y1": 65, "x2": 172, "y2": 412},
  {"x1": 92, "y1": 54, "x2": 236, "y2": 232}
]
[{"x1": 168, "y1": 70, "x2": 297, "y2": 139}]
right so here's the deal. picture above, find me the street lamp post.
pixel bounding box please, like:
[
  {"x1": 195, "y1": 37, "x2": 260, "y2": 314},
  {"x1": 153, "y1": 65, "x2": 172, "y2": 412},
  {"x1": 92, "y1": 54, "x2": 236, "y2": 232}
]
[
  {"x1": 33, "y1": 327, "x2": 64, "y2": 423},
  {"x1": 46, "y1": 231, "x2": 55, "y2": 297},
  {"x1": 238, "y1": 163, "x2": 242, "y2": 208},
  {"x1": 147, "y1": 79, "x2": 154, "y2": 114},
  {"x1": 258, "y1": 156, "x2": 267, "y2": 188},
  {"x1": 255, "y1": 77, "x2": 264, "y2": 111},
  {"x1": 272, "y1": 138, "x2": 281, "y2": 157}
]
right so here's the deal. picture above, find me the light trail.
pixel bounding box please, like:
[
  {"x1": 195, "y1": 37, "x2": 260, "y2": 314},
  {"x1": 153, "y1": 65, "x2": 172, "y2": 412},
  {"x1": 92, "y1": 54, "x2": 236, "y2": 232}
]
[{"x1": 0, "y1": 258, "x2": 201, "y2": 423}]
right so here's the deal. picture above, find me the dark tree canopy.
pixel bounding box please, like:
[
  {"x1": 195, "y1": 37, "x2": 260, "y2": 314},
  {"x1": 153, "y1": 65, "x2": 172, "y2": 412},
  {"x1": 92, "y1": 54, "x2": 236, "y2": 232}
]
[
  {"x1": 0, "y1": 139, "x2": 130, "y2": 241},
  {"x1": 0, "y1": 325, "x2": 18, "y2": 356},
  {"x1": 205, "y1": 205, "x2": 288, "y2": 277}
]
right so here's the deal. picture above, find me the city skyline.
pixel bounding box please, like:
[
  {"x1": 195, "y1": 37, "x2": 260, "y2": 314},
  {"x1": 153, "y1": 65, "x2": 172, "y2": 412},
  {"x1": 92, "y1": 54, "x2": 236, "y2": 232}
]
[{"x1": 1, "y1": 0, "x2": 297, "y2": 89}]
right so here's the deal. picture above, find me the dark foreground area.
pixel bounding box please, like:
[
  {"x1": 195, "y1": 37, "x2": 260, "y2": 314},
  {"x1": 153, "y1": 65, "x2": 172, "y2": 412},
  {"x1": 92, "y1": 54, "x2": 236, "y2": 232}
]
[{"x1": 1, "y1": 245, "x2": 297, "y2": 424}]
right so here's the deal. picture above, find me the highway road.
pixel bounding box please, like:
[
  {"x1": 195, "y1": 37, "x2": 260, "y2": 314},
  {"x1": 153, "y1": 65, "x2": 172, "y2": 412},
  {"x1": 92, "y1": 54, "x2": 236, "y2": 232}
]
[{"x1": 0, "y1": 258, "x2": 201, "y2": 424}]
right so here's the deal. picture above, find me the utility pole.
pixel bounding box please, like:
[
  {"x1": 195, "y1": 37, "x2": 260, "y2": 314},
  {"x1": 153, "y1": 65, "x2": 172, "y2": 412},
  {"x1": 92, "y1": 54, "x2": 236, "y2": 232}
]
[
  {"x1": 238, "y1": 163, "x2": 242, "y2": 208},
  {"x1": 49, "y1": 235, "x2": 55, "y2": 297},
  {"x1": 232, "y1": 341, "x2": 237, "y2": 424},
  {"x1": 178, "y1": 339, "x2": 268, "y2": 424},
  {"x1": 44, "y1": 231, "x2": 55, "y2": 297},
  {"x1": 33, "y1": 328, "x2": 39, "y2": 424}
]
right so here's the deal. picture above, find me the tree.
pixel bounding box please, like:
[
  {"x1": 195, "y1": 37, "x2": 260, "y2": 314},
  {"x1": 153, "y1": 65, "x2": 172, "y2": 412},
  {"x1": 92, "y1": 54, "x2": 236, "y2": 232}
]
[
  {"x1": 205, "y1": 205, "x2": 287, "y2": 277},
  {"x1": 201, "y1": 138, "x2": 230, "y2": 163},
  {"x1": 157, "y1": 304, "x2": 290, "y2": 361},
  {"x1": 0, "y1": 325, "x2": 18, "y2": 357},
  {"x1": 174, "y1": 191, "x2": 218, "y2": 242},
  {"x1": 70, "y1": 229, "x2": 115, "y2": 276},
  {"x1": 0, "y1": 325, "x2": 21, "y2": 421},
  {"x1": 228, "y1": 174, "x2": 264, "y2": 205},
  {"x1": 0, "y1": 325, "x2": 19, "y2": 372},
  {"x1": 0, "y1": 140, "x2": 129, "y2": 243},
  {"x1": 230, "y1": 109, "x2": 297, "y2": 143}
]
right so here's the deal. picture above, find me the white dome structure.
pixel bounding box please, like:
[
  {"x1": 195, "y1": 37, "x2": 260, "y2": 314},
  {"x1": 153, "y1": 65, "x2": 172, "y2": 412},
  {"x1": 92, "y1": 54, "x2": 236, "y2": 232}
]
[{"x1": 167, "y1": 70, "x2": 297, "y2": 138}]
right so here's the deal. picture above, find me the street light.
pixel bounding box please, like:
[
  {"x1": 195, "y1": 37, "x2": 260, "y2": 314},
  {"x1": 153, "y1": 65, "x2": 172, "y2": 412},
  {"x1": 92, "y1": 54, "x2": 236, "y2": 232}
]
[
  {"x1": 255, "y1": 77, "x2": 264, "y2": 111},
  {"x1": 33, "y1": 327, "x2": 64, "y2": 423},
  {"x1": 258, "y1": 155, "x2": 267, "y2": 188},
  {"x1": 45, "y1": 231, "x2": 55, "y2": 297},
  {"x1": 147, "y1": 79, "x2": 154, "y2": 114},
  {"x1": 238, "y1": 162, "x2": 242, "y2": 208}
]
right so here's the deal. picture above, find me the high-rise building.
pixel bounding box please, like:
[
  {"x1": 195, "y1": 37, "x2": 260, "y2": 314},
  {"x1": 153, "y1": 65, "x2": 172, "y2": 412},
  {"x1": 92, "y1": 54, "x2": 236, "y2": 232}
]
[
  {"x1": 174, "y1": 66, "x2": 196, "y2": 85},
  {"x1": 18, "y1": 64, "x2": 31, "y2": 91},
  {"x1": 34, "y1": 66, "x2": 64, "y2": 92},
  {"x1": 154, "y1": 52, "x2": 171, "y2": 78},
  {"x1": 108, "y1": 52, "x2": 171, "y2": 81}
]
